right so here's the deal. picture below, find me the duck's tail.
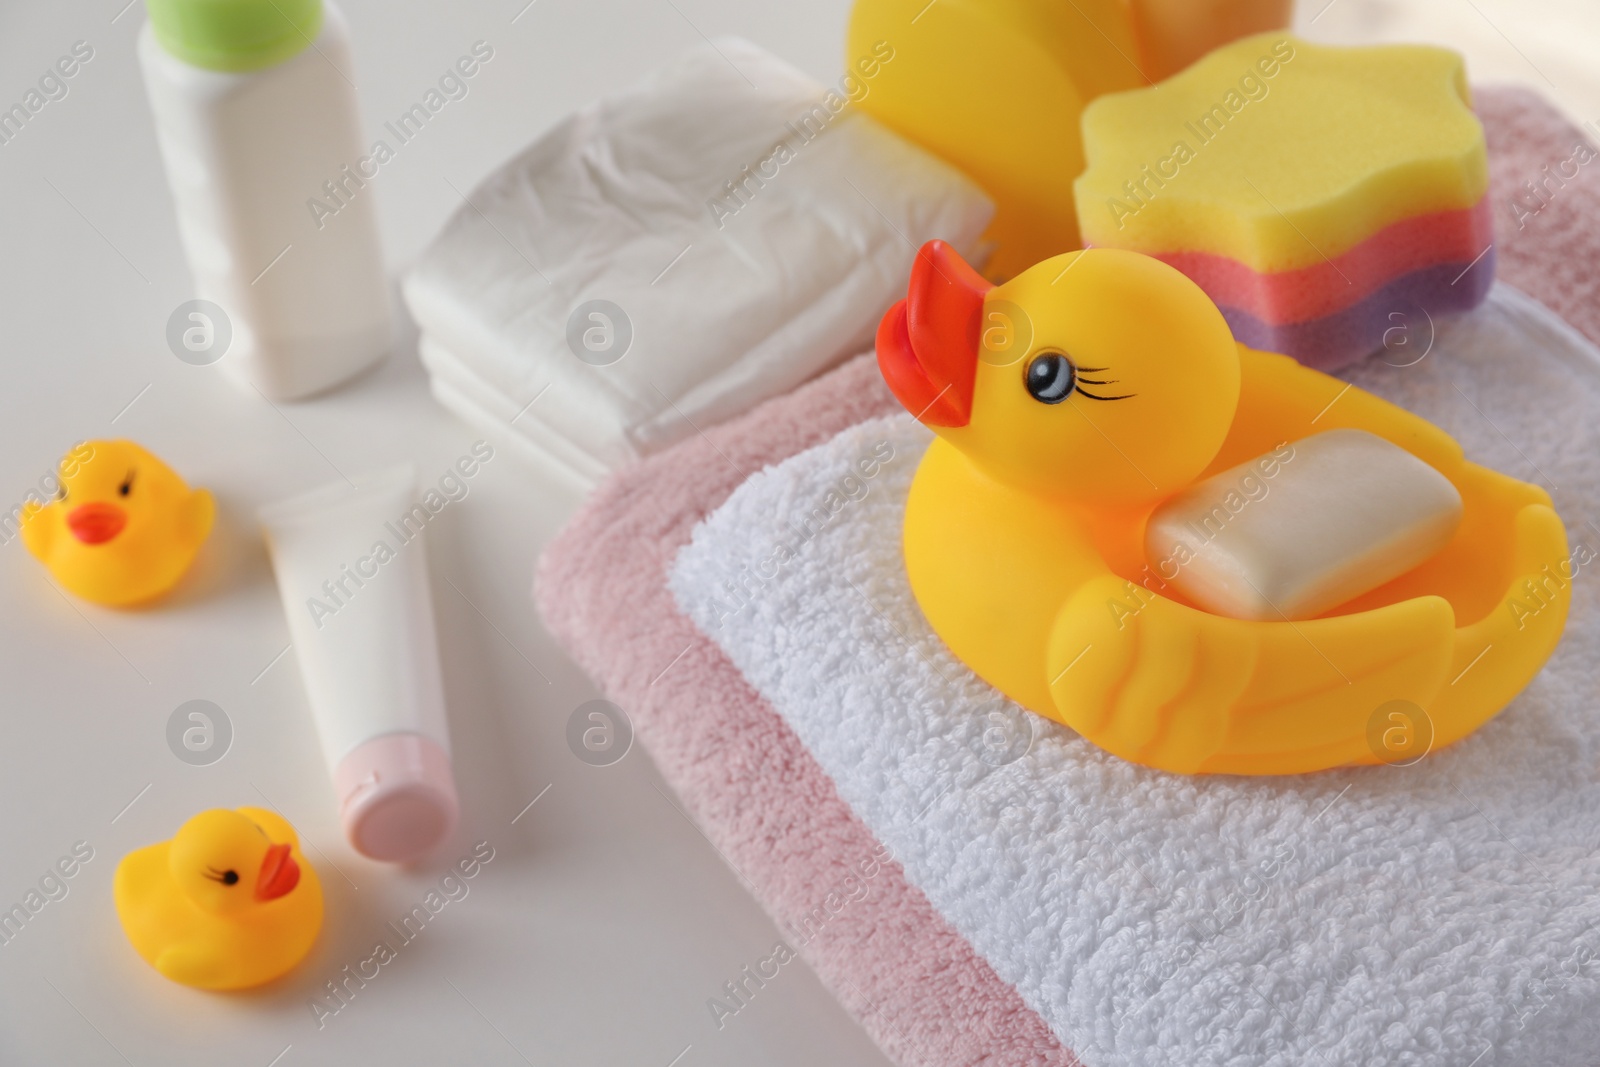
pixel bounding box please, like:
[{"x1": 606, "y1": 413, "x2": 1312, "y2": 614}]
[{"x1": 1419, "y1": 501, "x2": 1570, "y2": 753}]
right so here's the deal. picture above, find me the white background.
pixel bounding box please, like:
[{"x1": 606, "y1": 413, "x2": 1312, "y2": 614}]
[{"x1": 0, "y1": 1, "x2": 1591, "y2": 1065}]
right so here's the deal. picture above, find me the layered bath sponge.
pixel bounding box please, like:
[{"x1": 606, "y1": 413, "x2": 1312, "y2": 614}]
[{"x1": 1074, "y1": 34, "x2": 1493, "y2": 368}]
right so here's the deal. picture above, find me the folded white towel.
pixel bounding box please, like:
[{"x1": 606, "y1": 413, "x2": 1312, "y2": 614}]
[
  {"x1": 403, "y1": 37, "x2": 993, "y2": 482},
  {"x1": 669, "y1": 283, "x2": 1600, "y2": 1066}
]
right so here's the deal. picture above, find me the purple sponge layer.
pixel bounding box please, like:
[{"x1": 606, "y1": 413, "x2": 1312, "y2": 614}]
[{"x1": 1219, "y1": 252, "x2": 1496, "y2": 370}]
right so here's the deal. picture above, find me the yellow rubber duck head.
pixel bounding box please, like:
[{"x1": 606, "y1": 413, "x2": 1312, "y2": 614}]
[
  {"x1": 169, "y1": 809, "x2": 303, "y2": 916},
  {"x1": 19, "y1": 439, "x2": 213, "y2": 606},
  {"x1": 877, "y1": 242, "x2": 1241, "y2": 505}
]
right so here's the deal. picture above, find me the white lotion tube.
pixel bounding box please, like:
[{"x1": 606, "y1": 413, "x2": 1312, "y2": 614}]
[
  {"x1": 138, "y1": 0, "x2": 392, "y2": 400},
  {"x1": 261, "y1": 465, "x2": 457, "y2": 862}
]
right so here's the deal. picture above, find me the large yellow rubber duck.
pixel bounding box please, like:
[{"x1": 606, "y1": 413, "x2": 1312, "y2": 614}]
[
  {"x1": 877, "y1": 241, "x2": 1570, "y2": 775},
  {"x1": 114, "y1": 807, "x2": 323, "y2": 990},
  {"x1": 21, "y1": 439, "x2": 213, "y2": 607}
]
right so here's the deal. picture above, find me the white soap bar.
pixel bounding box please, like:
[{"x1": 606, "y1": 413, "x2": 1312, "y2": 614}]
[{"x1": 1144, "y1": 429, "x2": 1463, "y2": 621}]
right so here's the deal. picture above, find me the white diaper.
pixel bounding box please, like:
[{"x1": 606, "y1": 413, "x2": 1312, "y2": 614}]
[{"x1": 403, "y1": 37, "x2": 994, "y2": 483}]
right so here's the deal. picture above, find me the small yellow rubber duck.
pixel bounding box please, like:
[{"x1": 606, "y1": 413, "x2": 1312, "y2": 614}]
[
  {"x1": 878, "y1": 242, "x2": 1569, "y2": 775},
  {"x1": 114, "y1": 807, "x2": 323, "y2": 990},
  {"x1": 21, "y1": 439, "x2": 213, "y2": 606}
]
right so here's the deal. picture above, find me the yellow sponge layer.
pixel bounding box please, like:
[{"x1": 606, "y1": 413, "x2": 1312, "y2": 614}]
[{"x1": 1074, "y1": 34, "x2": 1488, "y2": 273}]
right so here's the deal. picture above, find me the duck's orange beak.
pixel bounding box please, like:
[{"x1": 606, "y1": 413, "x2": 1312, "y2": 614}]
[
  {"x1": 876, "y1": 240, "x2": 992, "y2": 428},
  {"x1": 65, "y1": 502, "x2": 126, "y2": 545},
  {"x1": 255, "y1": 843, "x2": 300, "y2": 901}
]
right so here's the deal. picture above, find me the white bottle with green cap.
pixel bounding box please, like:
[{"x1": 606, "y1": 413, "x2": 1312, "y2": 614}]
[{"x1": 138, "y1": 0, "x2": 391, "y2": 400}]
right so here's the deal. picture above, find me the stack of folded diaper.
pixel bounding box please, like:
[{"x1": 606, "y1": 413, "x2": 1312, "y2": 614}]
[{"x1": 403, "y1": 38, "x2": 993, "y2": 484}]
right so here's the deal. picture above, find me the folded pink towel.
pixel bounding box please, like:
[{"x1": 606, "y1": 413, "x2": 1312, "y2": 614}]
[
  {"x1": 537, "y1": 354, "x2": 1045, "y2": 1064},
  {"x1": 535, "y1": 86, "x2": 1600, "y2": 1066},
  {"x1": 1480, "y1": 86, "x2": 1600, "y2": 349}
]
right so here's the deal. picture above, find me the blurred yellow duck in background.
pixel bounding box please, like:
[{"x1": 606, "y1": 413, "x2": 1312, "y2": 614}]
[
  {"x1": 114, "y1": 807, "x2": 322, "y2": 990},
  {"x1": 847, "y1": 0, "x2": 1292, "y2": 277},
  {"x1": 21, "y1": 439, "x2": 213, "y2": 607}
]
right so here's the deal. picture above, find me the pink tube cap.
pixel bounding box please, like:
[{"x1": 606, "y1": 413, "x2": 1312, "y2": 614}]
[{"x1": 334, "y1": 733, "x2": 458, "y2": 862}]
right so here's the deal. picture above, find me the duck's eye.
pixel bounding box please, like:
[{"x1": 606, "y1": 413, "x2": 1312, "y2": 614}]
[
  {"x1": 118, "y1": 471, "x2": 134, "y2": 497},
  {"x1": 1025, "y1": 352, "x2": 1076, "y2": 404},
  {"x1": 204, "y1": 867, "x2": 240, "y2": 885}
]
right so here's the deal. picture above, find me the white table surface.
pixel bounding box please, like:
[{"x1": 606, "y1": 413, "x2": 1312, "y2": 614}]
[
  {"x1": 0, "y1": 2, "x2": 1590, "y2": 1065},
  {"x1": 0, "y1": 1, "x2": 895, "y2": 1064}
]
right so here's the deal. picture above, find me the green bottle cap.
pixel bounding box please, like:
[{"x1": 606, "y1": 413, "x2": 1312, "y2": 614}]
[{"x1": 145, "y1": 0, "x2": 323, "y2": 72}]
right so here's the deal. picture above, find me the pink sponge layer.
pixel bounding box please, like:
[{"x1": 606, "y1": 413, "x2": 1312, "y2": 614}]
[{"x1": 1158, "y1": 195, "x2": 1494, "y2": 325}]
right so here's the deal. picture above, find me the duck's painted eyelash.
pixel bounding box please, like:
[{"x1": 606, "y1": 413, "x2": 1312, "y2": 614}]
[
  {"x1": 1071, "y1": 366, "x2": 1135, "y2": 402},
  {"x1": 204, "y1": 866, "x2": 240, "y2": 885}
]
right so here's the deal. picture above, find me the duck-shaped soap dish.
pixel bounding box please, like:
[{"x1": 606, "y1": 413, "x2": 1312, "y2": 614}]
[{"x1": 877, "y1": 241, "x2": 1569, "y2": 775}]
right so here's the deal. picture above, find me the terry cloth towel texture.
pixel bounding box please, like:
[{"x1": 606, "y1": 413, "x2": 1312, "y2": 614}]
[
  {"x1": 535, "y1": 87, "x2": 1600, "y2": 1066},
  {"x1": 669, "y1": 282, "x2": 1600, "y2": 1067},
  {"x1": 402, "y1": 37, "x2": 992, "y2": 485}
]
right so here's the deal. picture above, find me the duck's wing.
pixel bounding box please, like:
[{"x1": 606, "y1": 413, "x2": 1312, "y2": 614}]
[
  {"x1": 155, "y1": 943, "x2": 235, "y2": 990},
  {"x1": 1045, "y1": 574, "x2": 1456, "y2": 774}
]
